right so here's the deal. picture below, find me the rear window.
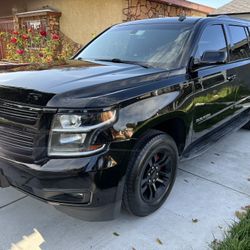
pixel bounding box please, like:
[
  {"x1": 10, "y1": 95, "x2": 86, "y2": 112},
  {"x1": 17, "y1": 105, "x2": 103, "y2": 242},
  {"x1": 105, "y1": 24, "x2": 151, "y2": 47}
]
[{"x1": 229, "y1": 25, "x2": 250, "y2": 61}]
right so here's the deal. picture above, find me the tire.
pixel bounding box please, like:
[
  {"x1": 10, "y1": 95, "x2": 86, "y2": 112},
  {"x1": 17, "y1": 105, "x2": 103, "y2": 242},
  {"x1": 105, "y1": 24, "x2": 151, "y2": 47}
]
[{"x1": 123, "y1": 130, "x2": 178, "y2": 217}]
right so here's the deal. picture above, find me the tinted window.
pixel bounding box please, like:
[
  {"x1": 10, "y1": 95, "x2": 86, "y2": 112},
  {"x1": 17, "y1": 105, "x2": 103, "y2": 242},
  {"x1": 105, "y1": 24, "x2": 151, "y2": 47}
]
[
  {"x1": 76, "y1": 24, "x2": 192, "y2": 70},
  {"x1": 195, "y1": 25, "x2": 227, "y2": 61},
  {"x1": 229, "y1": 26, "x2": 250, "y2": 61}
]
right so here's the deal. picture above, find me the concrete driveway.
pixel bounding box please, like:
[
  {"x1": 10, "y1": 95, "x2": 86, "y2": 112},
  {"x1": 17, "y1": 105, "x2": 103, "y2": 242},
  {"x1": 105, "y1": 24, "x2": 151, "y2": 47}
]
[{"x1": 0, "y1": 130, "x2": 250, "y2": 250}]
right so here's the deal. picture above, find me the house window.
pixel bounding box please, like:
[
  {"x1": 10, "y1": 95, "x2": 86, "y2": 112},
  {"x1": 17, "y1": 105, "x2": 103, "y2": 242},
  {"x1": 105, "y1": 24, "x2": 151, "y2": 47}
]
[
  {"x1": 16, "y1": 9, "x2": 61, "y2": 34},
  {"x1": 24, "y1": 19, "x2": 47, "y2": 31}
]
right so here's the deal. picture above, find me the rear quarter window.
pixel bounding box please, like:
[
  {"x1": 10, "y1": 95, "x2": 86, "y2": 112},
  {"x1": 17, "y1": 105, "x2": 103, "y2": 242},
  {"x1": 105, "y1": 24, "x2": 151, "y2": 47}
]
[{"x1": 229, "y1": 25, "x2": 250, "y2": 61}]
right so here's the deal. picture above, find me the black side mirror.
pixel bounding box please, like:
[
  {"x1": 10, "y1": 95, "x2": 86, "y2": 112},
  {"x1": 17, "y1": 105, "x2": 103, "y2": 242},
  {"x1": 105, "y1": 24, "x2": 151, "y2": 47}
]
[{"x1": 199, "y1": 50, "x2": 227, "y2": 66}]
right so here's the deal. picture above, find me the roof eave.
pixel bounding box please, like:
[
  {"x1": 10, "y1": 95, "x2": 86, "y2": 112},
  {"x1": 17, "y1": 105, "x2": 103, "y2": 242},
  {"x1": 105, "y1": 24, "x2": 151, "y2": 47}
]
[
  {"x1": 210, "y1": 12, "x2": 250, "y2": 16},
  {"x1": 152, "y1": 0, "x2": 214, "y2": 14},
  {"x1": 16, "y1": 9, "x2": 61, "y2": 18}
]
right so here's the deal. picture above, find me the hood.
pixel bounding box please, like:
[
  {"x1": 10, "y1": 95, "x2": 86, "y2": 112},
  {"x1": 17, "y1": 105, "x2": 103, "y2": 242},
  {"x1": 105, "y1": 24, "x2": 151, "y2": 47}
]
[{"x1": 0, "y1": 60, "x2": 168, "y2": 107}]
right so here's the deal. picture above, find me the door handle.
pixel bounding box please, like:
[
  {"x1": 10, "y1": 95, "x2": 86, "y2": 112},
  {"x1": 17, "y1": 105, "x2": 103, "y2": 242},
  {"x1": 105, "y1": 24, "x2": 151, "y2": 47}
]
[{"x1": 227, "y1": 74, "x2": 237, "y2": 81}]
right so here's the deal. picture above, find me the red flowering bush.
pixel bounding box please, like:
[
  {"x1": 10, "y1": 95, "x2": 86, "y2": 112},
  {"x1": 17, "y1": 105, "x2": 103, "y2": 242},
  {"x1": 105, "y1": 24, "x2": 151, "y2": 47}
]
[
  {"x1": 40, "y1": 30, "x2": 47, "y2": 37},
  {"x1": 52, "y1": 34, "x2": 60, "y2": 41},
  {"x1": 16, "y1": 49, "x2": 25, "y2": 55},
  {"x1": 10, "y1": 37, "x2": 17, "y2": 44},
  {"x1": 22, "y1": 34, "x2": 29, "y2": 40},
  {"x1": 0, "y1": 29, "x2": 80, "y2": 65}
]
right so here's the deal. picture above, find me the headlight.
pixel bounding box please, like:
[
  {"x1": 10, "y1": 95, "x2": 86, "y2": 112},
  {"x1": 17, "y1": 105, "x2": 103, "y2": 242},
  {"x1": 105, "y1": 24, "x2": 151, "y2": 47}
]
[{"x1": 48, "y1": 110, "x2": 117, "y2": 157}]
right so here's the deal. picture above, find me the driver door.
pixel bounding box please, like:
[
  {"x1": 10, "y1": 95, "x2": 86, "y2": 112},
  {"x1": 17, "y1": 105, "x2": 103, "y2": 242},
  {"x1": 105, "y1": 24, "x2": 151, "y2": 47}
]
[{"x1": 192, "y1": 24, "x2": 238, "y2": 140}]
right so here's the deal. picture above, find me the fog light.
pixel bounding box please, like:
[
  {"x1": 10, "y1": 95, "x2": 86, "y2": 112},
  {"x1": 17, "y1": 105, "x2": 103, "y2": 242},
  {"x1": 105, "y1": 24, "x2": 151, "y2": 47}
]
[{"x1": 51, "y1": 191, "x2": 91, "y2": 204}]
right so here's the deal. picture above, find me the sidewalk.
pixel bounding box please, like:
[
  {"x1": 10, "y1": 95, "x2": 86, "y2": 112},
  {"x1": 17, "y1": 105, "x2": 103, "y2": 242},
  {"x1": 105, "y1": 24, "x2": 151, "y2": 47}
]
[{"x1": 0, "y1": 130, "x2": 249, "y2": 250}]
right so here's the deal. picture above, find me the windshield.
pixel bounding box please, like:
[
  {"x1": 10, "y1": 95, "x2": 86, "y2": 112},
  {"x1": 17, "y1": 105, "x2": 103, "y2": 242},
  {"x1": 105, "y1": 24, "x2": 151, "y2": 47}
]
[{"x1": 76, "y1": 23, "x2": 192, "y2": 69}]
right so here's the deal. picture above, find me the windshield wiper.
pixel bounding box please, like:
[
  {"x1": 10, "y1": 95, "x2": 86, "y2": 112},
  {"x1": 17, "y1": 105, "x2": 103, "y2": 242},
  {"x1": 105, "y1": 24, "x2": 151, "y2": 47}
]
[
  {"x1": 94, "y1": 58, "x2": 151, "y2": 69},
  {"x1": 75, "y1": 57, "x2": 94, "y2": 62}
]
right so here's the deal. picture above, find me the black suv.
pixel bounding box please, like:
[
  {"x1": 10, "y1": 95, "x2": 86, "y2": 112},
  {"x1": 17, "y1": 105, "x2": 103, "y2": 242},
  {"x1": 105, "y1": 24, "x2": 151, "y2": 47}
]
[{"x1": 0, "y1": 16, "x2": 250, "y2": 221}]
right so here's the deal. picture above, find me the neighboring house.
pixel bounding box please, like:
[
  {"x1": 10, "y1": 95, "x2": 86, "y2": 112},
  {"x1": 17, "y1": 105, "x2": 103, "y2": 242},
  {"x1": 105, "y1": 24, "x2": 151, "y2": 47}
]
[
  {"x1": 210, "y1": 0, "x2": 250, "y2": 20},
  {"x1": 0, "y1": 0, "x2": 214, "y2": 59}
]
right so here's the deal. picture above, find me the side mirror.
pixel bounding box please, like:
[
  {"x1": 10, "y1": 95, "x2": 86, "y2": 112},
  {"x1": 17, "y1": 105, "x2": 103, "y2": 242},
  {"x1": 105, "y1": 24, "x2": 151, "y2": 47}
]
[{"x1": 199, "y1": 50, "x2": 227, "y2": 66}]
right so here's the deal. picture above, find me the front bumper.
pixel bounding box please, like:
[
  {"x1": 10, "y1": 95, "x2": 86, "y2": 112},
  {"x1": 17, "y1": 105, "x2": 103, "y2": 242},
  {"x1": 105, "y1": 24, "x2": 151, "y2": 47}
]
[{"x1": 0, "y1": 144, "x2": 131, "y2": 221}]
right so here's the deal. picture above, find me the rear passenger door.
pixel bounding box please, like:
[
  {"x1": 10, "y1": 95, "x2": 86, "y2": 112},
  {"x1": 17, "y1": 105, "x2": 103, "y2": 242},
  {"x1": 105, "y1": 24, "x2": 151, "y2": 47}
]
[
  {"x1": 192, "y1": 24, "x2": 238, "y2": 140},
  {"x1": 226, "y1": 25, "x2": 250, "y2": 113}
]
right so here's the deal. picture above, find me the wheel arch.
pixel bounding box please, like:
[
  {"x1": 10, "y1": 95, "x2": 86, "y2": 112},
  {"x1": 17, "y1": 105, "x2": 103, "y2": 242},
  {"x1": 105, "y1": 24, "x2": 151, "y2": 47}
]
[{"x1": 132, "y1": 112, "x2": 190, "y2": 154}]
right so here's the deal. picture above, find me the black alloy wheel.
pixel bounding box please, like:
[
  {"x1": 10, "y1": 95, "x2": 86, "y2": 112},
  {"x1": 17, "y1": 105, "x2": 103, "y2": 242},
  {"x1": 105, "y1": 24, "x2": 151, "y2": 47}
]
[
  {"x1": 140, "y1": 149, "x2": 173, "y2": 204},
  {"x1": 123, "y1": 130, "x2": 178, "y2": 217}
]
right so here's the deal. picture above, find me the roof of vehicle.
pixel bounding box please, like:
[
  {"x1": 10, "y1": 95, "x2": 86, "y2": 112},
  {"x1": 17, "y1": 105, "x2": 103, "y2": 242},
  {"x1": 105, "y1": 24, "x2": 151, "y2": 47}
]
[{"x1": 117, "y1": 16, "x2": 250, "y2": 27}]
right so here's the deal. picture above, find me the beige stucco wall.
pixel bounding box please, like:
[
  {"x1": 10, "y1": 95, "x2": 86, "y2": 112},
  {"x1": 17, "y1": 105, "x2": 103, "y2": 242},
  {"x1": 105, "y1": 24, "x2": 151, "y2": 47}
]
[
  {"x1": 23, "y1": 0, "x2": 210, "y2": 46},
  {"x1": 26, "y1": 0, "x2": 124, "y2": 45}
]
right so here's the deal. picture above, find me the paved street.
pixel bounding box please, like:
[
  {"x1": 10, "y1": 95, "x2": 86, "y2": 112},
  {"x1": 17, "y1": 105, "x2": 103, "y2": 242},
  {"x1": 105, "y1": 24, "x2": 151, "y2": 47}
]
[{"x1": 0, "y1": 130, "x2": 249, "y2": 250}]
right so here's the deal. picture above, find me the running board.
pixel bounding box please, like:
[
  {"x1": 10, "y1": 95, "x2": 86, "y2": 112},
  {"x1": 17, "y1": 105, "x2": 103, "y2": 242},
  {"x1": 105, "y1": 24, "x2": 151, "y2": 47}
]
[{"x1": 181, "y1": 111, "x2": 250, "y2": 161}]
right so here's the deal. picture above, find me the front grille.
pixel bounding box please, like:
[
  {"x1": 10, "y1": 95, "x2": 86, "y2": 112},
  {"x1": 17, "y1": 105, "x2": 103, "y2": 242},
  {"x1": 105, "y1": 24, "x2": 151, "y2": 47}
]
[
  {"x1": 0, "y1": 126, "x2": 34, "y2": 156},
  {"x1": 0, "y1": 100, "x2": 40, "y2": 125},
  {"x1": 0, "y1": 99, "x2": 45, "y2": 163}
]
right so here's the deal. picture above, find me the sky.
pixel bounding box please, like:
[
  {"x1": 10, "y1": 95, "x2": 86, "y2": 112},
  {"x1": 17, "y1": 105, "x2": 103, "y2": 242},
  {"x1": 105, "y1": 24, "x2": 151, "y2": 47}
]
[{"x1": 190, "y1": 0, "x2": 232, "y2": 8}]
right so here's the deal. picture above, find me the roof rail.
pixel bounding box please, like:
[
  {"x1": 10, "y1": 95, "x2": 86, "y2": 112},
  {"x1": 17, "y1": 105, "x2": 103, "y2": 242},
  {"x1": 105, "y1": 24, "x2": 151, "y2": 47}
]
[
  {"x1": 216, "y1": 15, "x2": 230, "y2": 18},
  {"x1": 212, "y1": 14, "x2": 250, "y2": 22},
  {"x1": 178, "y1": 15, "x2": 186, "y2": 22}
]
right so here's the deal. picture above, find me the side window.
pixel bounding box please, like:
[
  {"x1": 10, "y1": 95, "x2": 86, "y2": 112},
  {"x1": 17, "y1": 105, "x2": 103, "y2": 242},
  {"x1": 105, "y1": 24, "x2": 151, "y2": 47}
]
[
  {"x1": 195, "y1": 25, "x2": 227, "y2": 60},
  {"x1": 229, "y1": 25, "x2": 250, "y2": 61}
]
